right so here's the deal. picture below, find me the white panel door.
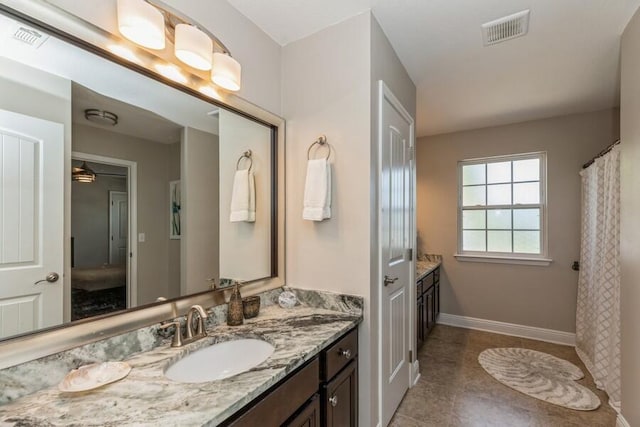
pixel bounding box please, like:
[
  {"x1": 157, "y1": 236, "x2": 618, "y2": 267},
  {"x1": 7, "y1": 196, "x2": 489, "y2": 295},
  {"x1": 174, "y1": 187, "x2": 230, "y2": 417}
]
[
  {"x1": 379, "y1": 82, "x2": 414, "y2": 426},
  {"x1": 0, "y1": 109, "x2": 64, "y2": 339},
  {"x1": 109, "y1": 191, "x2": 128, "y2": 265}
]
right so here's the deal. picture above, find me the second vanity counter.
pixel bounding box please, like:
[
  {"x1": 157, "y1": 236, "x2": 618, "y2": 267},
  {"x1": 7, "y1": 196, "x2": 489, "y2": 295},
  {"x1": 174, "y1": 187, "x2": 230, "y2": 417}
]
[{"x1": 0, "y1": 295, "x2": 362, "y2": 426}]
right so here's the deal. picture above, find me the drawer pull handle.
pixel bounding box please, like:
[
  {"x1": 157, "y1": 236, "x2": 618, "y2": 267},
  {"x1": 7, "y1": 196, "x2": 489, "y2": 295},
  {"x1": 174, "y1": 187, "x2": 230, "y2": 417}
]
[
  {"x1": 339, "y1": 348, "x2": 352, "y2": 359},
  {"x1": 329, "y1": 395, "x2": 338, "y2": 407}
]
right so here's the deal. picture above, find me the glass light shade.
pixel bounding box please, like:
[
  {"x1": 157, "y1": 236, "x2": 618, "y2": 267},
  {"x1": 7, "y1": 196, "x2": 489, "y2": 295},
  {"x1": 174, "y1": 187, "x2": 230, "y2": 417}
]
[
  {"x1": 117, "y1": 0, "x2": 165, "y2": 50},
  {"x1": 211, "y1": 52, "x2": 241, "y2": 91},
  {"x1": 175, "y1": 24, "x2": 213, "y2": 71}
]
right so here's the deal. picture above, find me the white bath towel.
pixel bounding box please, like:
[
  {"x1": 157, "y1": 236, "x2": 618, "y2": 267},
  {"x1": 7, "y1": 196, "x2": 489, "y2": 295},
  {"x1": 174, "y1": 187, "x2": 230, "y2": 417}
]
[
  {"x1": 303, "y1": 158, "x2": 331, "y2": 221},
  {"x1": 230, "y1": 169, "x2": 255, "y2": 222}
]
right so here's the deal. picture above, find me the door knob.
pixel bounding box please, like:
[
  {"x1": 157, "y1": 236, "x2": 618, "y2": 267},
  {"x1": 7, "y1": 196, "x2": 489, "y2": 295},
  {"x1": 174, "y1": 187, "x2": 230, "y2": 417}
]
[
  {"x1": 34, "y1": 272, "x2": 59, "y2": 285},
  {"x1": 329, "y1": 395, "x2": 338, "y2": 407},
  {"x1": 383, "y1": 275, "x2": 398, "y2": 286}
]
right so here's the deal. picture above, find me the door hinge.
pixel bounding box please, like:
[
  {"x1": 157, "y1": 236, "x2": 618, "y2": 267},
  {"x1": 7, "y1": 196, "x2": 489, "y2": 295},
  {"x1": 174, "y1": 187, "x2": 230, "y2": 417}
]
[
  {"x1": 409, "y1": 350, "x2": 413, "y2": 362},
  {"x1": 408, "y1": 146, "x2": 415, "y2": 161},
  {"x1": 407, "y1": 248, "x2": 413, "y2": 260}
]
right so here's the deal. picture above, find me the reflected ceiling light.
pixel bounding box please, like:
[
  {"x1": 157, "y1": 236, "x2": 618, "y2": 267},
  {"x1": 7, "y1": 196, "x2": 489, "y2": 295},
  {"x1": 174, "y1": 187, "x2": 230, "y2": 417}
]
[
  {"x1": 199, "y1": 85, "x2": 220, "y2": 99},
  {"x1": 175, "y1": 24, "x2": 212, "y2": 71},
  {"x1": 154, "y1": 63, "x2": 188, "y2": 84},
  {"x1": 117, "y1": 0, "x2": 165, "y2": 50},
  {"x1": 107, "y1": 44, "x2": 140, "y2": 63},
  {"x1": 211, "y1": 52, "x2": 241, "y2": 92},
  {"x1": 72, "y1": 162, "x2": 97, "y2": 183},
  {"x1": 84, "y1": 109, "x2": 118, "y2": 126}
]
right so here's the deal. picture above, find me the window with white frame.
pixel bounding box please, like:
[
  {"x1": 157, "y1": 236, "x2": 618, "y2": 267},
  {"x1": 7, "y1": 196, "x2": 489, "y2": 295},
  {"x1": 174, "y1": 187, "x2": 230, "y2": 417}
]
[{"x1": 458, "y1": 152, "x2": 547, "y2": 258}]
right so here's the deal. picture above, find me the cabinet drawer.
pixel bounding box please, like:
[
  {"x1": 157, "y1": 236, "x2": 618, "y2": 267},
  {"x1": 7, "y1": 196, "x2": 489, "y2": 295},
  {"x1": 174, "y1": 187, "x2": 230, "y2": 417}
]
[
  {"x1": 416, "y1": 279, "x2": 423, "y2": 296},
  {"x1": 434, "y1": 266, "x2": 440, "y2": 283},
  {"x1": 322, "y1": 328, "x2": 358, "y2": 381},
  {"x1": 228, "y1": 358, "x2": 319, "y2": 427},
  {"x1": 422, "y1": 271, "x2": 434, "y2": 288}
]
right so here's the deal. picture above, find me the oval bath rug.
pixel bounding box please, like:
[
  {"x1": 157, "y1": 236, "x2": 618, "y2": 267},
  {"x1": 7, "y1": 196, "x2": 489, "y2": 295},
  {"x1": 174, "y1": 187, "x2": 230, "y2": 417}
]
[{"x1": 478, "y1": 347, "x2": 600, "y2": 411}]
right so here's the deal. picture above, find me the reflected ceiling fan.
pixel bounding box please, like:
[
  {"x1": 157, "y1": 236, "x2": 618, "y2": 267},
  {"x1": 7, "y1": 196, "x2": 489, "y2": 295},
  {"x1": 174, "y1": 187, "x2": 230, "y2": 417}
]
[{"x1": 72, "y1": 161, "x2": 127, "y2": 183}]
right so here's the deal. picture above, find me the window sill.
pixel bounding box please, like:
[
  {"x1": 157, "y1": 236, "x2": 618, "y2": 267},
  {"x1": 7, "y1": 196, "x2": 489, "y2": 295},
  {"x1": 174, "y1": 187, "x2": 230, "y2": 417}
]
[{"x1": 453, "y1": 254, "x2": 553, "y2": 266}]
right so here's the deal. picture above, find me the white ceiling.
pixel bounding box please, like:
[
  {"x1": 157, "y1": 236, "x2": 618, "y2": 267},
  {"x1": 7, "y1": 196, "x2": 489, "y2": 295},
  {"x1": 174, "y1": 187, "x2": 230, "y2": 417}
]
[
  {"x1": 72, "y1": 83, "x2": 183, "y2": 144},
  {"x1": 226, "y1": 0, "x2": 640, "y2": 136}
]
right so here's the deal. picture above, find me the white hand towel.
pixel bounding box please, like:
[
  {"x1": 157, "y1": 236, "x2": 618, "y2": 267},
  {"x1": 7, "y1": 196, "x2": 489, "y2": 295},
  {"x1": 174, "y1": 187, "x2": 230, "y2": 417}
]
[
  {"x1": 303, "y1": 158, "x2": 331, "y2": 221},
  {"x1": 230, "y1": 169, "x2": 256, "y2": 222}
]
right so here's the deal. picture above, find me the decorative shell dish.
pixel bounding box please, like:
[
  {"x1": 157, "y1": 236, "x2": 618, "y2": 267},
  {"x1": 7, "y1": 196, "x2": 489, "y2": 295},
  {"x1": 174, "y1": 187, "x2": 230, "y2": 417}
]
[{"x1": 58, "y1": 361, "x2": 131, "y2": 393}]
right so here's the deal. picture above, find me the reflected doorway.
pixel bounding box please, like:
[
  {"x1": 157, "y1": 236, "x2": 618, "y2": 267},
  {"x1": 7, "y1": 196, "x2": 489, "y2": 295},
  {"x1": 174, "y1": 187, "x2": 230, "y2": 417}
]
[{"x1": 71, "y1": 157, "x2": 135, "y2": 320}]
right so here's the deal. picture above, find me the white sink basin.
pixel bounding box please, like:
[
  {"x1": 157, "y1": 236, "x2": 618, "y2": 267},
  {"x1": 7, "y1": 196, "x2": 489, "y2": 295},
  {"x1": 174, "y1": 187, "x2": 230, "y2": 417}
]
[{"x1": 165, "y1": 339, "x2": 275, "y2": 383}]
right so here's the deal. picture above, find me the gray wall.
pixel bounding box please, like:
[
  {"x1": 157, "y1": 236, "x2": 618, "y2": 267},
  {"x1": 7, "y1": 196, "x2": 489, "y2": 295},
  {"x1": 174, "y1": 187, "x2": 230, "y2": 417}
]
[
  {"x1": 71, "y1": 174, "x2": 127, "y2": 267},
  {"x1": 73, "y1": 124, "x2": 180, "y2": 305},
  {"x1": 283, "y1": 12, "x2": 416, "y2": 426},
  {"x1": 620, "y1": 8, "x2": 640, "y2": 426},
  {"x1": 181, "y1": 127, "x2": 220, "y2": 296},
  {"x1": 218, "y1": 110, "x2": 272, "y2": 281},
  {"x1": 417, "y1": 109, "x2": 619, "y2": 333}
]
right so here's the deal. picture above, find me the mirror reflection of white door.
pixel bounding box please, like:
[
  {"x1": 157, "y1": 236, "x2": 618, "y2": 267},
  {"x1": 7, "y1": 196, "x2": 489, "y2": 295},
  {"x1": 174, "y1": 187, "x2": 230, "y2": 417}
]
[
  {"x1": 378, "y1": 81, "x2": 414, "y2": 426},
  {"x1": 109, "y1": 191, "x2": 128, "y2": 265},
  {"x1": 0, "y1": 109, "x2": 64, "y2": 339}
]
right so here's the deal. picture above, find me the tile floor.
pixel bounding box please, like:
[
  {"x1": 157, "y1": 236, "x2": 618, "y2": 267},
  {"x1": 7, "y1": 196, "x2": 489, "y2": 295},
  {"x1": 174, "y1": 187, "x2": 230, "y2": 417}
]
[{"x1": 390, "y1": 325, "x2": 617, "y2": 427}]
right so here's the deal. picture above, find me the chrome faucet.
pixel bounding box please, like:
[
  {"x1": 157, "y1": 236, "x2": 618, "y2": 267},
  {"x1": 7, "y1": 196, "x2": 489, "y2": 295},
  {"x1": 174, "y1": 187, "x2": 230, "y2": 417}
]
[{"x1": 159, "y1": 304, "x2": 209, "y2": 347}]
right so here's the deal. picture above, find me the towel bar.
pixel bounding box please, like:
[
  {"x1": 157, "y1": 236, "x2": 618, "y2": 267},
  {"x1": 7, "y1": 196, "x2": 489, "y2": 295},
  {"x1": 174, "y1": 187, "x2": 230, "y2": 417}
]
[
  {"x1": 307, "y1": 135, "x2": 332, "y2": 160},
  {"x1": 236, "y1": 150, "x2": 253, "y2": 171}
]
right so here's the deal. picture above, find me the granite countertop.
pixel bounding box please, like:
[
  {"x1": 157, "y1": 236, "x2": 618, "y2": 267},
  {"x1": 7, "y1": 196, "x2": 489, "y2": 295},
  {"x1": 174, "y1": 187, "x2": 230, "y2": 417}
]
[
  {"x1": 0, "y1": 300, "x2": 362, "y2": 426},
  {"x1": 416, "y1": 254, "x2": 442, "y2": 280}
]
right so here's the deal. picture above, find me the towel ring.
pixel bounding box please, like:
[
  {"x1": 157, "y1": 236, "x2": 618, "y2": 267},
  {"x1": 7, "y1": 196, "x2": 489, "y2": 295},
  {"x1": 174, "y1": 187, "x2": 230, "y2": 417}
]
[
  {"x1": 236, "y1": 150, "x2": 253, "y2": 171},
  {"x1": 307, "y1": 135, "x2": 331, "y2": 160}
]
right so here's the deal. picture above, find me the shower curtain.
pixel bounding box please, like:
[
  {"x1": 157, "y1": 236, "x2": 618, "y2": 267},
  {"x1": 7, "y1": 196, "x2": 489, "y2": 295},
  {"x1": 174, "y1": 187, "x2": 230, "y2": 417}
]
[{"x1": 575, "y1": 146, "x2": 621, "y2": 410}]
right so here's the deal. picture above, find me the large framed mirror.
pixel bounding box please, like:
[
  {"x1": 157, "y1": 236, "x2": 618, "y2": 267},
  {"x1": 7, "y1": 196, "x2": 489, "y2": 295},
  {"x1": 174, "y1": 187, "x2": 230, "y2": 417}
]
[{"x1": 0, "y1": 0, "x2": 285, "y2": 368}]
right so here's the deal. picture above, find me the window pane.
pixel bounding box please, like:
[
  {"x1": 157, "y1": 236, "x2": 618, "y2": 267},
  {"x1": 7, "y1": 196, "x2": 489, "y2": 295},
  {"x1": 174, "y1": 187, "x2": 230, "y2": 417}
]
[
  {"x1": 463, "y1": 210, "x2": 485, "y2": 229},
  {"x1": 513, "y1": 158, "x2": 540, "y2": 182},
  {"x1": 513, "y1": 182, "x2": 540, "y2": 204},
  {"x1": 487, "y1": 184, "x2": 511, "y2": 205},
  {"x1": 487, "y1": 209, "x2": 512, "y2": 229},
  {"x1": 514, "y1": 231, "x2": 540, "y2": 254},
  {"x1": 488, "y1": 230, "x2": 512, "y2": 252},
  {"x1": 463, "y1": 230, "x2": 486, "y2": 251},
  {"x1": 487, "y1": 161, "x2": 511, "y2": 184},
  {"x1": 463, "y1": 186, "x2": 486, "y2": 206},
  {"x1": 514, "y1": 209, "x2": 540, "y2": 230},
  {"x1": 462, "y1": 164, "x2": 485, "y2": 185}
]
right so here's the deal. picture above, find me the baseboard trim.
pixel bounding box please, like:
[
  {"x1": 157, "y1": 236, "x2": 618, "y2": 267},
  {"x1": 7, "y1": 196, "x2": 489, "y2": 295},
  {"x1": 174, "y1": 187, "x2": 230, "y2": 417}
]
[
  {"x1": 411, "y1": 360, "x2": 421, "y2": 386},
  {"x1": 616, "y1": 414, "x2": 631, "y2": 427},
  {"x1": 437, "y1": 313, "x2": 576, "y2": 346}
]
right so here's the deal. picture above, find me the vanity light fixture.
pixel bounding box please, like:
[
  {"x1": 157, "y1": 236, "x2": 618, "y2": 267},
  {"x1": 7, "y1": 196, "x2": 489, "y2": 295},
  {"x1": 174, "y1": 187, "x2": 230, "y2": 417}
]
[
  {"x1": 116, "y1": 0, "x2": 165, "y2": 50},
  {"x1": 72, "y1": 162, "x2": 97, "y2": 183},
  {"x1": 115, "y1": 0, "x2": 242, "y2": 91},
  {"x1": 84, "y1": 109, "x2": 119, "y2": 126},
  {"x1": 211, "y1": 52, "x2": 242, "y2": 92},
  {"x1": 175, "y1": 24, "x2": 212, "y2": 71}
]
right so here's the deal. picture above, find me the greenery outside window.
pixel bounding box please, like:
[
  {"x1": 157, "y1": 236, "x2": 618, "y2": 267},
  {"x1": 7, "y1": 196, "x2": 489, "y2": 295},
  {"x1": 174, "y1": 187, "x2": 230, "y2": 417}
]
[{"x1": 455, "y1": 152, "x2": 551, "y2": 265}]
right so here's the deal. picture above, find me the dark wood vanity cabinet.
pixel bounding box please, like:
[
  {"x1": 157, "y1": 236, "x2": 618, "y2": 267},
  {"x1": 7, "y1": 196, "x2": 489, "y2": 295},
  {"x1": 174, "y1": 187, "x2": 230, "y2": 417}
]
[
  {"x1": 224, "y1": 327, "x2": 358, "y2": 427},
  {"x1": 416, "y1": 266, "x2": 440, "y2": 349},
  {"x1": 285, "y1": 394, "x2": 321, "y2": 427},
  {"x1": 320, "y1": 328, "x2": 358, "y2": 427}
]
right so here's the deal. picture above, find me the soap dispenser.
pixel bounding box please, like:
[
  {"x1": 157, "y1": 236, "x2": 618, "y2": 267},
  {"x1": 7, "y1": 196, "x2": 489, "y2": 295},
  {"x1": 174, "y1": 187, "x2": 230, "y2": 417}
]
[{"x1": 227, "y1": 281, "x2": 244, "y2": 326}]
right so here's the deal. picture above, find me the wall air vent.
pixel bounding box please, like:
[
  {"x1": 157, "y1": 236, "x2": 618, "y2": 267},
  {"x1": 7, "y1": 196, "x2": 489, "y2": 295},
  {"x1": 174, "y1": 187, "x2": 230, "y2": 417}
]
[
  {"x1": 11, "y1": 26, "x2": 49, "y2": 49},
  {"x1": 481, "y1": 10, "x2": 530, "y2": 46}
]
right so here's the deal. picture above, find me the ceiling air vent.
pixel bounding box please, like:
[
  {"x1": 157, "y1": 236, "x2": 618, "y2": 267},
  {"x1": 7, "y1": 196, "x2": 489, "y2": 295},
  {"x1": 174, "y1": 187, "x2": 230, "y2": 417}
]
[
  {"x1": 11, "y1": 26, "x2": 49, "y2": 49},
  {"x1": 481, "y1": 10, "x2": 530, "y2": 46}
]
